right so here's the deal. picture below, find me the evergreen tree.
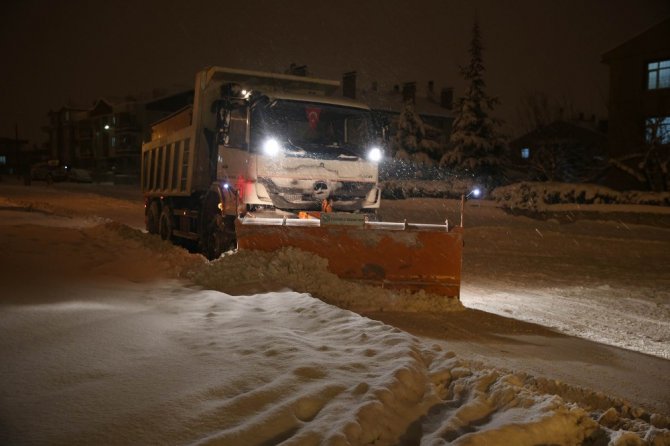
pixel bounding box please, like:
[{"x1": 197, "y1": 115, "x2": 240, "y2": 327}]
[
  {"x1": 441, "y1": 18, "x2": 504, "y2": 180},
  {"x1": 393, "y1": 99, "x2": 425, "y2": 157}
]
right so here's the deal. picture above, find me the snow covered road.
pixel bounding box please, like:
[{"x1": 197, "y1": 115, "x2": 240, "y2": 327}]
[
  {"x1": 381, "y1": 196, "x2": 670, "y2": 359},
  {"x1": 1, "y1": 182, "x2": 669, "y2": 445}
]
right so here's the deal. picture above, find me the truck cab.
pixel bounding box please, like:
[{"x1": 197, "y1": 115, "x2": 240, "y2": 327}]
[{"x1": 219, "y1": 91, "x2": 382, "y2": 214}]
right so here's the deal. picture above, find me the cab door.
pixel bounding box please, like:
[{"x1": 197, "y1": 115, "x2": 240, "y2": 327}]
[{"x1": 216, "y1": 103, "x2": 250, "y2": 214}]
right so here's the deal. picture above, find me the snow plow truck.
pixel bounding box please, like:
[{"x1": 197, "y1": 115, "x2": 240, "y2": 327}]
[{"x1": 141, "y1": 67, "x2": 463, "y2": 298}]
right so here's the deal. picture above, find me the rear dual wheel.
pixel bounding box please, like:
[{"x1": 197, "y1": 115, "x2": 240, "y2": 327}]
[
  {"x1": 146, "y1": 201, "x2": 160, "y2": 234},
  {"x1": 159, "y1": 205, "x2": 174, "y2": 241}
]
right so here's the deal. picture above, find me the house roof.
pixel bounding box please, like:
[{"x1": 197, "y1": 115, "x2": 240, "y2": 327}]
[
  {"x1": 510, "y1": 120, "x2": 607, "y2": 148},
  {"x1": 145, "y1": 90, "x2": 195, "y2": 112},
  {"x1": 0, "y1": 137, "x2": 29, "y2": 145},
  {"x1": 89, "y1": 99, "x2": 114, "y2": 116},
  {"x1": 602, "y1": 17, "x2": 670, "y2": 63},
  {"x1": 358, "y1": 88, "x2": 454, "y2": 118}
]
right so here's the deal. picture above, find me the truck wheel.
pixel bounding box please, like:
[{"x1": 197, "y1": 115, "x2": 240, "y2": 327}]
[
  {"x1": 204, "y1": 214, "x2": 236, "y2": 260},
  {"x1": 363, "y1": 210, "x2": 380, "y2": 222},
  {"x1": 146, "y1": 201, "x2": 160, "y2": 234},
  {"x1": 159, "y1": 205, "x2": 174, "y2": 241}
]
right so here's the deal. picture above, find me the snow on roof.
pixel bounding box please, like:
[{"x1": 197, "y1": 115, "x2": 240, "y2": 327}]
[{"x1": 359, "y1": 88, "x2": 454, "y2": 118}]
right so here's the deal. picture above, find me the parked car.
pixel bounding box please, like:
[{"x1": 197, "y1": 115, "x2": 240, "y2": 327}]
[
  {"x1": 30, "y1": 162, "x2": 68, "y2": 183},
  {"x1": 68, "y1": 168, "x2": 93, "y2": 183}
]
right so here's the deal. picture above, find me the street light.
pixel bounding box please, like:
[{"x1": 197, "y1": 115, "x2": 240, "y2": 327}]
[
  {"x1": 466, "y1": 188, "x2": 481, "y2": 199},
  {"x1": 460, "y1": 188, "x2": 483, "y2": 227}
]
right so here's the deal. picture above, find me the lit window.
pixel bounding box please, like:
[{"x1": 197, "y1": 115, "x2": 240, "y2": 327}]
[
  {"x1": 645, "y1": 116, "x2": 670, "y2": 144},
  {"x1": 0, "y1": 155, "x2": 6, "y2": 165},
  {"x1": 647, "y1": 60, "x2": 670, "y2": 90},
  {"x1": 111, "y1": 136, "x2": 117, "y2": 147},
  {"x1": 521, "y1": 147, "x2": 530, "y2": 159}
]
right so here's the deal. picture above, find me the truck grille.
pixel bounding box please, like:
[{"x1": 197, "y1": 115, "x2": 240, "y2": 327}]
[{"x1": 282, "y1": 194, "x2": 304, "y2": 202}]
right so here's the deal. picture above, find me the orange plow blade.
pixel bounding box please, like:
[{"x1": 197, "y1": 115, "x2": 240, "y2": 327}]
[{"x1": 235, "y1": 218, "x2": 463, "y2": 298}]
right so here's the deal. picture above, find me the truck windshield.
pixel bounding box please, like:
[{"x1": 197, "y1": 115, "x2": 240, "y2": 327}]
[{"x1": 251, "y1": 99, "x2": 375, "y2": 159}]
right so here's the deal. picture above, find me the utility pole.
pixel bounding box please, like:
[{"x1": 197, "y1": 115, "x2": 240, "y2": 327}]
[{"x1": 14, "y1": 123, "x2": 20, "y2": 178}]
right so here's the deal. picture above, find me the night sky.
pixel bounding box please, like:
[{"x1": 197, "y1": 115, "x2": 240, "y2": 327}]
[{"x1": 2, "y1": 0, "x2": 669, "y2": 144}]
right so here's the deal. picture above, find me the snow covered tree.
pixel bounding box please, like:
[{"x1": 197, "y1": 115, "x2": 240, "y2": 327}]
[
  {"x1": 441, "y1": 18, "x2": 505, "y2": 181},
  {"x1": 391, "y1": 100, "x2": 448, "y2": 166},
  {"x1": 610, "y1": 117, "x2": 670, "y2": 191},
  {"x1": 392, "y1": 99, "x2": 426, "y2": 157}
]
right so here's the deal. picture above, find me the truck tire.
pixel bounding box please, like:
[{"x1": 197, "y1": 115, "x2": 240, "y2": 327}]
[
  {"x1": 146, "y1": 201, "x2": 160, "y2": 234},
  {"x1": 204, "y1": 214, "x2": 236, "y2": 260},
  {"x1": 362, "y1": 209, "x2": 380, "y2": 222},
  {"x1": 159, "y1": 205, "x2": 174, "y2": 241}
]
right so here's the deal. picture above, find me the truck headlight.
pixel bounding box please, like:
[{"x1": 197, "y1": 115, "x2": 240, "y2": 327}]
[
  {"x1": 263, "y1": 138, "x2": 281, "y2": 157},
  {"x1": 367, "y1": 147, "x2": 382, "y2": 162}
]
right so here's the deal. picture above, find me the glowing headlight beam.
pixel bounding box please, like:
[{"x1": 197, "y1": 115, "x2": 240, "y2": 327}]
[
  {"x1": 262, "y1": 138, "x2": 281, "y2": 156},
  {"x1": 367, "y1": 147, "x2": 382, "y2": 162}
]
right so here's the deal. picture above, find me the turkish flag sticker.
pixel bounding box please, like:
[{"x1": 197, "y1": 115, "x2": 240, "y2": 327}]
[{"x1": 306, "y1": 107, "x2": 321, "y2": 129}]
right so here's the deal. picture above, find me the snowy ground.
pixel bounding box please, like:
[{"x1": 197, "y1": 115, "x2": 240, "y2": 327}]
[
  {"x1": 379, "y1": 197, "x2": 670, "y2": 360},
  {"x1": 462, "y1": 205, "x2": 670, "y2": 361},
  {"x1": 1, "y1": 180, "x2": 669, "y2": 445}
]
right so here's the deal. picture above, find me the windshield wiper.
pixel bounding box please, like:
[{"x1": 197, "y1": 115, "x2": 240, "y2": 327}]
[
  {"x1": 285, "y1": 139, "x2": 363, "y2": 160},
  {"x1": 333, "y1": 143, "x2": 363, "y2": 159},
  {"x1": 285, "y1": 139, "x2": 307, "y2": 154}
]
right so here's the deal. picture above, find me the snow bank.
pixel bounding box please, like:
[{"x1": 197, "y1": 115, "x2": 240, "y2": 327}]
[
  {"x1": 190, "y1": 247, "x2": 463, "y2": 313},
  {"x1": 492, "y1": 182, "x2": 670, "y2": 210},
  {"x1": 418, "y1": 360, "x2": 670, "y2": 446},
  {"x1": 6, "y1": 203, "x2": 462, "y2": 313},
  {"x1": 379, "y1": 179, "x2": 670, "y2": 213},
  {"x1": 380, "y1": 178, "x2": 479, "y2": 200},
  {"x1": 5, "y1": 280, "x2": 666, "y2": 446}
]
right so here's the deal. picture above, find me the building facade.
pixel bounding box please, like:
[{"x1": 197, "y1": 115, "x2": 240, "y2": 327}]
[
  {"x1": 602, "y1": 17, "x2": 670, "y2": 190},
  {"x1": 0, "y1": 137, "x2": 29, "y2": 175},
  {"x1": 47, "y1": 105, "x2": 90, "y2": 168},
  {"x1": 46, "y1": 92, "x2": 192, "y2": 176},
  {"x1": 509, "y1": 119, "x2": 608, "y2": 183}
]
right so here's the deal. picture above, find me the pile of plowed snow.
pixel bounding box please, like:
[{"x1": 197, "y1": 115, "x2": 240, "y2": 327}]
[
  {"x1": 72, "y1": 216, "x2": 463, "y2": 313},
  {"x1": 2, "y1": 284, "x2": 668, "y2": 445},
  {"x1": 192, "y1": 247, "x2": 463, "y2": 313}
]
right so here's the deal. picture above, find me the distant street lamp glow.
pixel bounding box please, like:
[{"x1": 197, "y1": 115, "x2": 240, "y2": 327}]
[
  {"x1": 104, "y1": 124, "x2": 110, "y2": 130},
  {"x1": 466, "y1": 188, "x2": 481, "y2": 199}
]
